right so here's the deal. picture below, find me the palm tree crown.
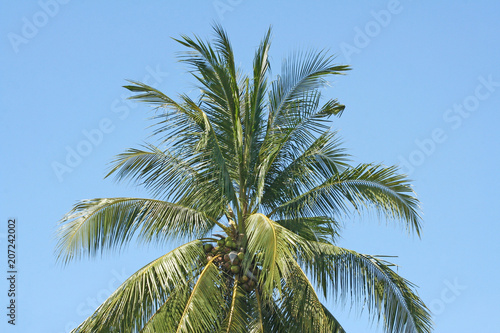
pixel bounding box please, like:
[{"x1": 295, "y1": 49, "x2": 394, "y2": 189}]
[{"x1": 56, "y1": 25, "x2": 432, "y2": 332}]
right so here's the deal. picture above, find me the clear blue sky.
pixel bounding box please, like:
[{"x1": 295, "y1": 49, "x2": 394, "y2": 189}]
[{"x1": 1, "y1": 1, "x2": 499, "y2": 332}]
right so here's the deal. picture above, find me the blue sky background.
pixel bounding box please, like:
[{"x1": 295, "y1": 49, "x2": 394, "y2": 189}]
[{"x1": 1, "y1": 1, "x2": 500, "y2": 332}]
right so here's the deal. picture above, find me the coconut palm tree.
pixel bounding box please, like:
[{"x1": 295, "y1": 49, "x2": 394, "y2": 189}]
[{"x1": 56, "y1": 25, "x2": 432, "y2": 333}]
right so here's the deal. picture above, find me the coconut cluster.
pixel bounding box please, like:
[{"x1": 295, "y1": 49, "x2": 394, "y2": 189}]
[{"x1": 203, "y1": 235, "x2": 258, "y2": 292}]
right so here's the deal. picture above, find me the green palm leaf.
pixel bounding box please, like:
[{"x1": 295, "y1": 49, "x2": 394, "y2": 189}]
[
  {"x1": 173, "y1": 256, "x2": 228, "y2": 333},
  {"x1": 279, "y1": 260, "x2": 346, "y2": 333},
  {"x1": 267, "y1": 49, "x2": 350, "y2": 128},
  {"x1": 270, "y1": 163, "x2": 422, "y2": 236},
  {"x1": 261, "y1": 130, "x2": 349, "y2": 208},
  {"x1": 305, "y1": 243, "x2": 432, "y2": 333},
  {"x1": 105, "y1": 144, "x2": 199, "y2": 200},
  {"x1": 138, "y1": 256, "x2": 229, "y2": 333},
  {"x1": 274, "y1": 216, "x2": 340, "y2": 243},
  {"x1": 244, "y1": 213, "x2": 312, "y2": 299},
  {"x1": 70, "y1": 240, "x2": 205, "y2": 332},
  {"x1": 123, "y1": 82, "x2": 239, "y2": 211},
  {"x1": 55, "y1": 198, "x2": 214, "y2": 263},
  {"x1": 219, "y1": 280, "x2": 251, "y2": 333}
]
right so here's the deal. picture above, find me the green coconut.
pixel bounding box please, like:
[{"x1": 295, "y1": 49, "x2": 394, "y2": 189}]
[
  {"x1": 225, "y1": 236, "x2": 233, "y2": 243},
  {"x1": 232, "y1": 258, "x2": 240, "y2": 265},
  {"x1": 204, "y1": 244, "x2": 213, "y2": 252},
  {"x1": 217, "y1": 239, "x2": 225, "y2": 246},
  {"x1": 230, "y1": 265, "x2": 240, "y2": 274},
  {"x1": 241, "y1": 275, "x2": 249, "y2": 283},
  {"x1": 237, "y1": 252, "x2": 245, "y2": 261}
]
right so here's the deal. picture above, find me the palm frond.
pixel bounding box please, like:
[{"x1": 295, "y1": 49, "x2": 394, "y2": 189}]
[
  {"x1": 268, "y1": 49, "x2": 350, "y2": 128},
  {"x1": 174, "y1": 27, "x2": 241, "y2": 141},
  {"x1": 270, "y1": 163, "x2": 422, "y2": 236},
  {"x1": 174, "y1": 256, "x2": 228, "y2": 333},
  {"x1": 219, "y1": 280, "x2": 251, "y2": 333},
  {"x1": 244, "y1": 213, "x2": 312, "y2": 299},
  {"x1": 274, "y1": 216, "x2": 340, "y2": 243},
  {"x1": 70, "y1": 240, "x2": 205, "y2": 332},
  {"x1": 278, "y1": 260, "x2": 346, "y2": 333},
  {"x1": 239, "y1": 28, "x2": 272, "y2": 203},
  {"x1": 124, "y1": 81, "x2": 240, "y2": 211},
  {"x1": 139, "y1": 256, "x2": 228, "y2": 333},
  {"x1": 105, "y1": 144, "x2": 197, "y2": 200},
  {"x1": 55, "y1": 198, "x2": 214, "y2": 263},
  {"x1": 259, "y1": 295, "x2": 288, "y2": 332},
  {"x1": 305, "y1": 243, "x2": 432, "y2": 333},
  {"x1": 139, "y1": 281, "x2": 193, "y2": 333},
  {"x1": 321, "y1": 305, "x2": 347, "y2": 333},
  {"x1": 261, "y1": 130, "x2": 349, "y2": 209},
  {"x1": 104, "y1": 143, "x2": 228, "y2": 220},
  {"x1": 255, "y1": 95, "x2": 348, "y2": 205},
  {"x1": 250, "y1": 290, "x2": 265, "y2": 333}
]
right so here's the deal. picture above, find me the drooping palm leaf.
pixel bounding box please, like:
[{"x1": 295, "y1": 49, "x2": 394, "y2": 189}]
[
  {"x1": 279, "y1": 260, "x2": 346, "y2": 333},
  {"x1": 70, "y1": 240, "x2": 205, "y2": 332},
  {"x1": 173, "y1": 256, "x2": 228, "y2": 333},
  {"x1": 55, "y1": 198, "x2": 214, "y2": 263},
  {"x1": 269, "y1": 163, "x2": 422, "y2": 236},
  {"x1": 244, "y1": 213, "x2": 312, "y2": 299},
  {"x1": 304, "y1": 243, "x2": 432, "y2": 333},
  {"x1": 219, "y1": 280, "x2": 252, "y2": 333}
]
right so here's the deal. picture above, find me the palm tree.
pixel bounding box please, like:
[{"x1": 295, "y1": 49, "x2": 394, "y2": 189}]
[{"x1": 56, "y1": 25, "x2": 432, "y2": 333}]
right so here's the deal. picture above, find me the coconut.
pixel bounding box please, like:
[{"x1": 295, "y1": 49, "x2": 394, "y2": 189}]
[
  {"x1": 225, "y1": 236, "x2": 233, "y2": 243},
  {"x1": 228, "y1": 251, "x2": 238, "y2": 263},
  {"x1": 241, "y1": 275, "x2": 249, "y2": 283},
  {"x1": 217, "y1": 239, "x2": 225, "y2": 246},
  {"x1": 224, "y1": 254, "x2": 230, "y2": 262},
  {"x1": 207, "y1": 255, "x2": 214, "y2": 261},
  {"x1": 232, "y1": 258, "x2": 240, "y2": 265},
  {"x1": 230, "y1": 265, "x2": 240, "y2": 274},
  {"x1": 224, "y1": 262, "x2": 231, "y2": 270},
  {"x1": 204, "y1": 244, "x2": 213, "y2": 252},
  {"x1": 237, "y1": 252, "x2": 244, "y2": 261}
]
